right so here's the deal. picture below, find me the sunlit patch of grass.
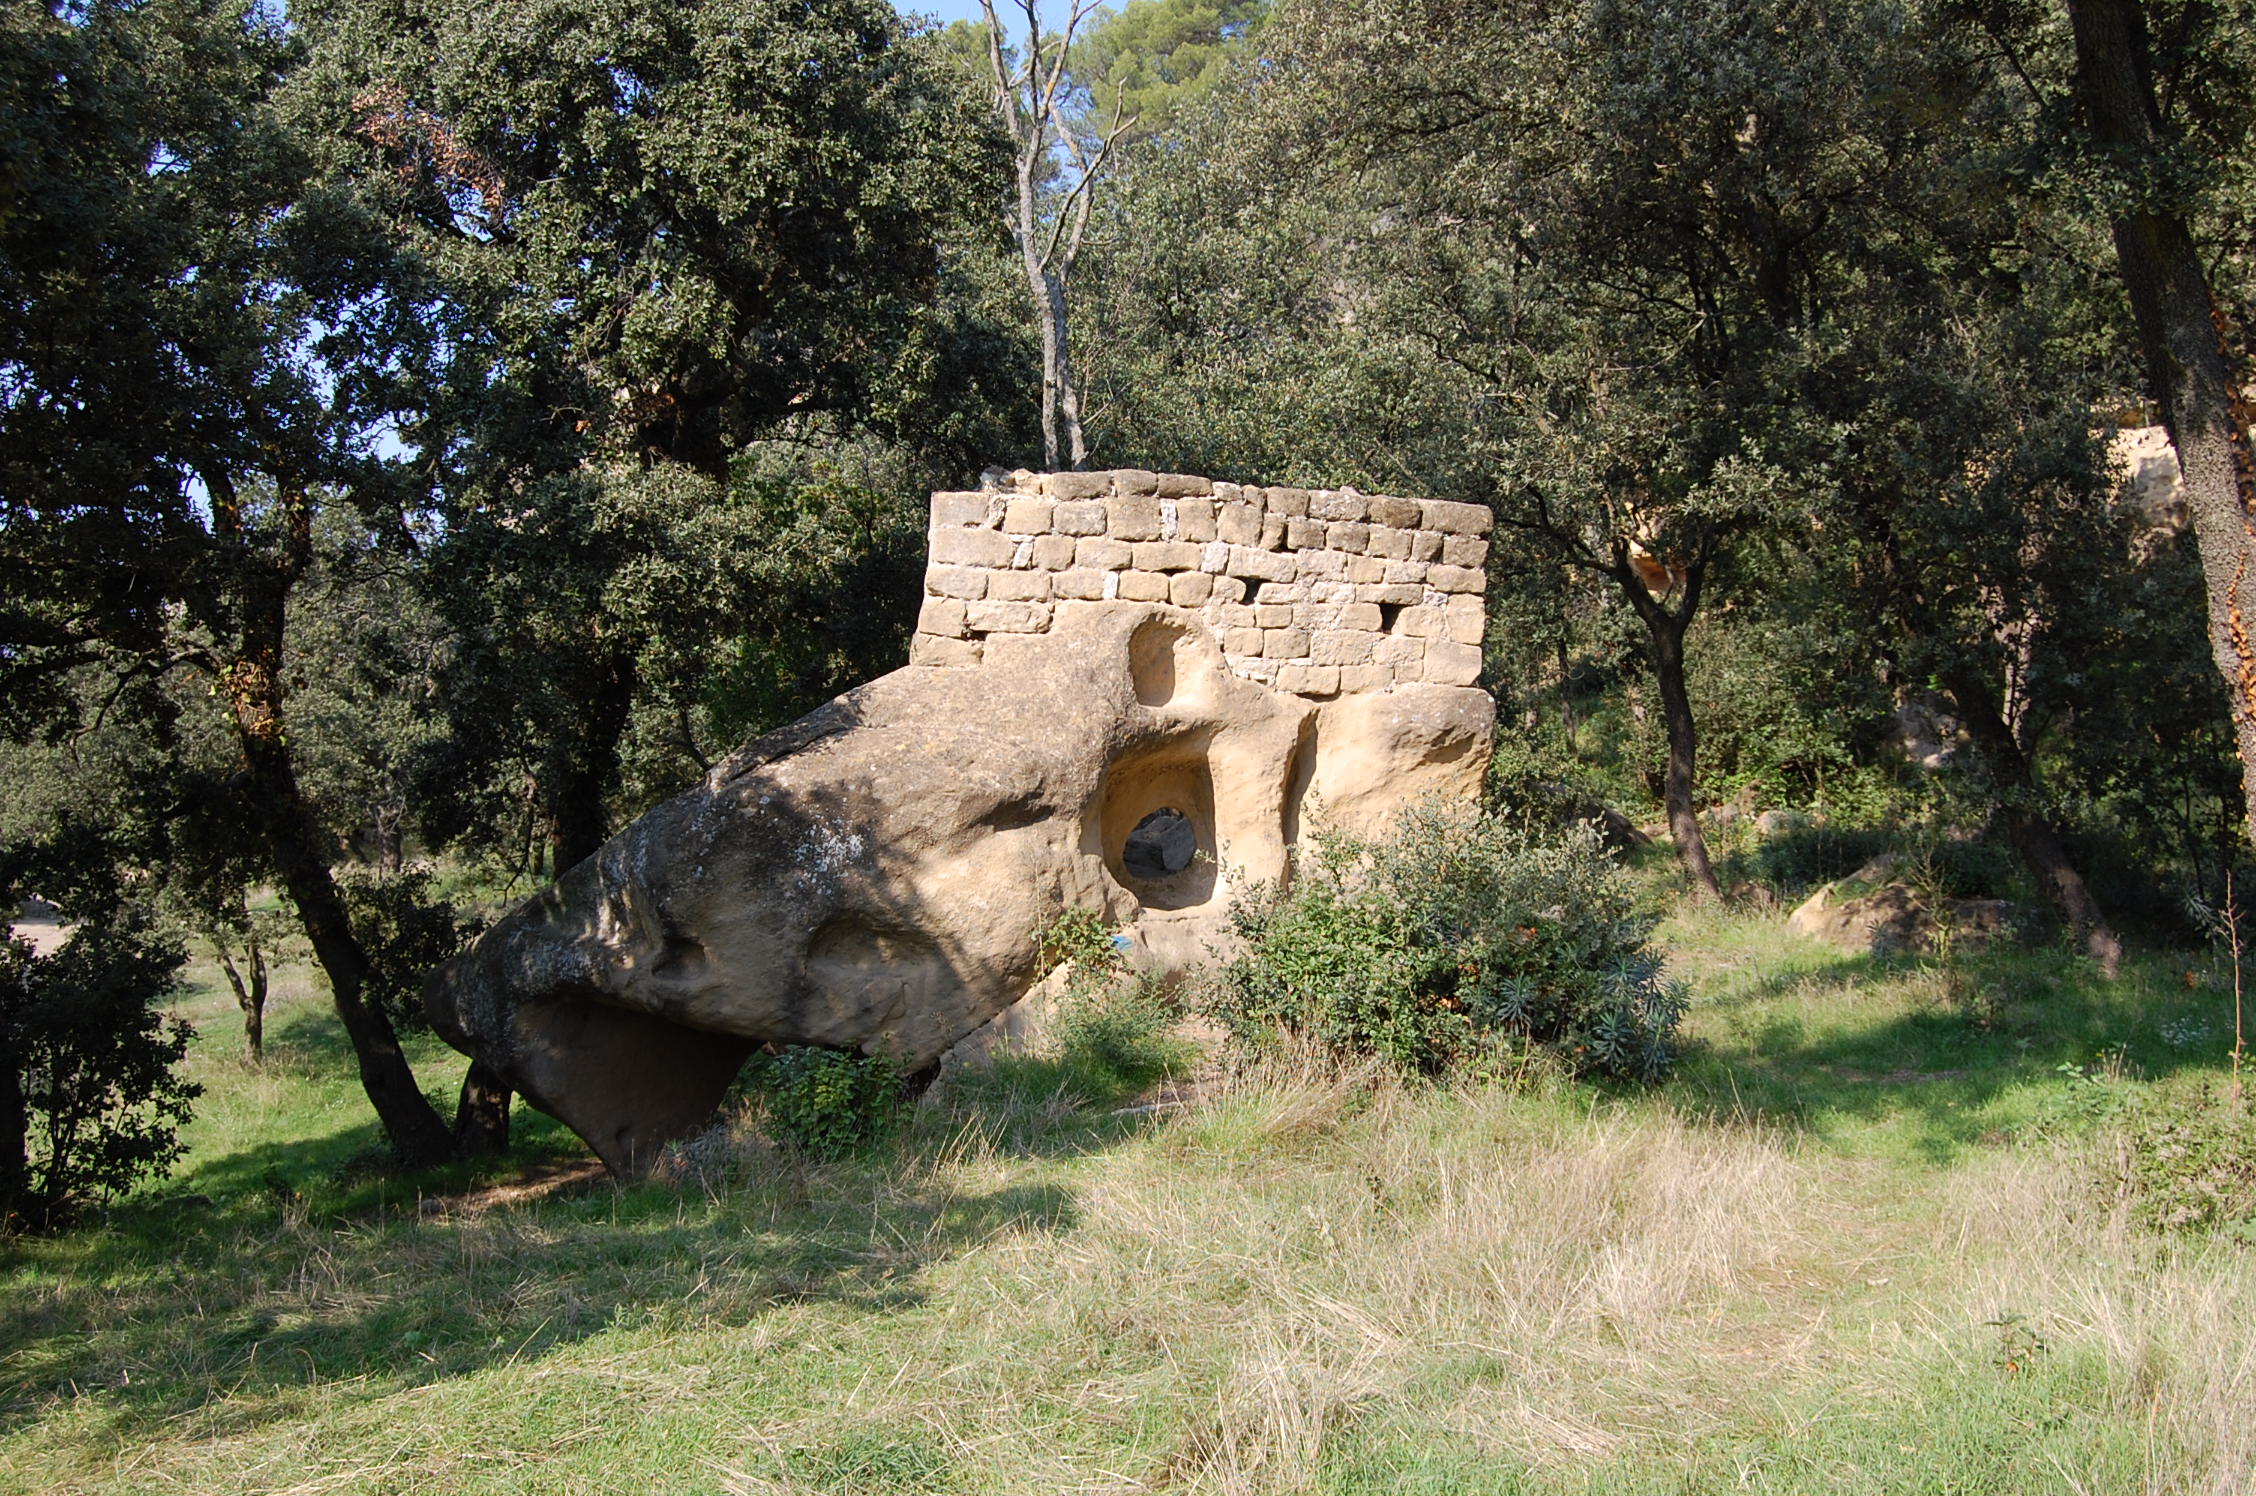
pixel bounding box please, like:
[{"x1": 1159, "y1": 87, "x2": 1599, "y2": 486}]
[{"x1": 3, "y1": 920, "x2": 2252, "y2": 1494}]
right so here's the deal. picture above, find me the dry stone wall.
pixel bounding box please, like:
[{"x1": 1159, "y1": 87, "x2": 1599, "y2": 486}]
[{"x1": 911, "y1": 468, "x2": 1491, "y2": 695}]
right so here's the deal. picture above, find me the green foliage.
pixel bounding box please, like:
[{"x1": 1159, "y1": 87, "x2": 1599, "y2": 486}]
[
  {"x1": 1072, "y1": 0, "x2": 1269, "y2": 140},
  {"x1": 2121, "y1": 1093, "x2": 2256, "y2": 1240},
  {"x1": 742, "y1": 1047, "x2": 903, "y2": 1157},
  {"x1": 0, "y1": 922, "x2": 199, "y2": 1235},
  {"x1": 1206, "y1": 803, "x2": 1688, "y2": 1081},
  {"x1": 335, "y1": 867, "x2": 482, "y2": 1035},
  {"x1": 1030, "y1": 907, "x2": 1186, "y2": 1100}
]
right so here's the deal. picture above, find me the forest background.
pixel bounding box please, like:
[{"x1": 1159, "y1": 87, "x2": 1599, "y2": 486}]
[{"x1": 11, "y1": 0, "x2": 2256, "y2": 1489}]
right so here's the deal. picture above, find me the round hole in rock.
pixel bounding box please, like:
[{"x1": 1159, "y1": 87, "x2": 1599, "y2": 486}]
[{"x1": 1122, "y1": 807, "x2": 1198, "y2": 881}]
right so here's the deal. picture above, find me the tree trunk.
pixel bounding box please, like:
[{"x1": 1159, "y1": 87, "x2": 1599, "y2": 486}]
[
  {"x1": 0, "y1": 1030, "x2": 26, "y2": 1232},
  {"x1": 1556, "y1": 635, "x2": 1578, "y2": 755},
  {"x1": 453, "y1": 1060, "x2": 512, "y2": 1157},
  {"x1": 224, "y1": 633, "x2": 454, "y2": 1164},
  {"x1": 1943, "y1": 666, "x2": 2123, "y2": 975},
  {"x1": 214, "y1": 934, "x2": 267, "y2": 1062},
  {"x1": 2066, "y1": 0, "x2": 2256, "y2": 851},
  {"x1": 548, "y1": 653, "x2": 637, "y2": 873},
  {"x1": 1650, "y1": 616, "x2": 1723, "y2": 898},
  {"x1": 1613, "y1": 548, "x2": 1722, "y2": 898}
]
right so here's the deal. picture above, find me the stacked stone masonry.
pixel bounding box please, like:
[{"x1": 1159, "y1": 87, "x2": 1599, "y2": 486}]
[{"x1": 911, "y1": 469, "x2": 1491, "y2": 695}]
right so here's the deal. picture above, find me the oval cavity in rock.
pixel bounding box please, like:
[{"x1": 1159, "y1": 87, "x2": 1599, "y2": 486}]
[{"x1": 1123, "y1": 808, "x2": 1198, "y2": 880}]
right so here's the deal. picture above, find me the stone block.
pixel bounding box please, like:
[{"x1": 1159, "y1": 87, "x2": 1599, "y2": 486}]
[
  {"x1": 1367, "y1": 526, "x2": 1412, "y2": 560},
  {"x1": 1132, "y1": 539, "x2": 1204, "y2": 572},
  {"x1": 987, "y1": 570, "x2": 1051, "y2": 602},
  {"x1": 1410, "y1": 530, "x2": 1444, "y2": 562},
  {"x1": 1113, "y1": 468, "x2": 1161, "y2": 496},
  {"x1": 1201, "y1": 541, "x2": 1231, "y2": 573},
  {"x1": 1312, "y1": 629, "x2": 1376, "y2": 666},
  {"x1": 1260, "y1": 513, "x2": 1288, "y2": 549},
  {"x1": 1310, "y1": 489, "x2": 1367, "y2": 522},
  {"x1": 1044, "y1": 471, "x2": 1111, "y2": 500},
  {"x1": 966, "y1": 600, "x2": 1050, "y2": 633},
  {"x1": 1170, "y1": 572, "x2": 1214, "y2": 607},
  {"x1": 1214, "y1": 601, "x2": 1257, "y2": 626},
  {"x1": 1443, "y1": 535, "x2": 1489, "y2": 568},
  {"x1": 1118, "y1": 570, "x2": 1173, "y2": 603},
  {"x1": 1235, "y1": 657, "x2": 1281, "y2": 685},
  {"x1": 1155, "y1": 473, "x2": 1215, "y2": 497},
  {"x1": 1374, "y1": 633, "x2": 1427, "y2": 667},
  {"x1": 1227, "y1": 546, "x2": 1297, "y2": 582},
  {"x1": 908, "y1": 632, "x2": 983, "y2": 667},
  {"x1": 1446, "y1": 594, "x2": 1485, "y2": 646},
  {"x1": 1359, "y1": 583, "x2": 1423, "y2": 607},
  {"x1": 1265, "y1": 486, "x2": 1312, "y2": 517},
  {"x1": 1327, "y1": 521, "x2": 1370, "y2": 554},
  {"x1": 1108, "y1": 495, "x2": 1165, "y2": 541},
  {"x1": 931, "y1": 491, "x2": 993, "y2": 528},
  {"x1": 1261, "y1": 628, "x2": 1311, "y2": 660},
  {"x1": 1216, "y1": 499, "x2": 1266, "y2": 546},
  {"x1": 1277, "y1": 663, "x2": 1340, "y2": 696},
  {"x1": 1420, "y1": 498, "x2": 1493, "y2": 535},
  {"x1": 926, "y1": 565, "x2": 988, "y2": 601},
  {"x1": 1052, "y1": 500, "x2": 1109, "y2": 535},
  {"x1": 1428, "y1": 564, "x2": 1487, "y2": 594},
  {"x1": 1174, "y1": 498, "x2": 1217, "y2": 542},
  {"x1": 1384, "y1": 560, "x2": 1432, "y2": 586},
  {"x1": 1296, "y1": 549, "x2": 1347, "y2": 580},
  {"x1": 1398, "y1": 604, "x2": 1444, "y2": 638},
  {"x1": 1077, "y1": 536, "x2": 1133, "y2": 570},
  {"x1": 1340, "y1": 602, "x2": 1383, "y2": 631},
  {"x1": 1423, "y1": 640, "x2": 1484, "y2": 686},
  {"x1": 1223, "y1": 626, "x2": 1264, "y2": 655},
  {"x1": 1004, "y1": 497, "x2": 1054, "y2": 534},
  {"x1": 1051, "y1": 568, "x2": 1107, "y2": 601},
  {"x1": 1256, "y1": 581, "x2": 1305, "y2": 602},
  {"x1": 1348, "y1": 555, "x2": 1389, "y2": 583},
  {"x1": 1367, "y1": 495, "x2": 1423, "y2": 528},
  {"x1": 1210, "y1": 575, "x2": 1248, "y2": 604},
  {"x1": 1254, "y1": 603, "x2": 1295, "y2": 628},
  {"x1": 917, "y1": 596, "x2": 968, "y2": 637},
  {"x1": 1340, "y1": 663, "x2": 1395, "y2": 693},
  {"x1": 1286, "y1": 516, "x2": 1326, "y2": 550},
  {"x1": 1031, "y1": 534, "x2": 1077, "y2": 570},
  {"x1": 930, "y1": 526, "x2": 1015, "y2": 568}
]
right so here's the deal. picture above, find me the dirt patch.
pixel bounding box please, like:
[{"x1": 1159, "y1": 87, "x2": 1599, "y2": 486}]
[
  {"x1": 418, "y1": 1157, "x2": 610, "y2": 1218},
  {"x1": 9, "y1": 899, "x2": 72, "y2": 958}
]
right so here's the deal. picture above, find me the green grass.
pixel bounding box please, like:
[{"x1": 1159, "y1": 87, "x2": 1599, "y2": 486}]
[{"x1": 3, "y1": 914, "x2": 2252, "y2": 1493}]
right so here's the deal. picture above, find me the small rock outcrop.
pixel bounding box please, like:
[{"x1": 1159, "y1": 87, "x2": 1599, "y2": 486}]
[
  {"x1": 1787, "y1": 870, "x2": 2010, "y2": 957},
  {"x1": 427, "y1": 472, "x2": 1496, "y2": 1171}
]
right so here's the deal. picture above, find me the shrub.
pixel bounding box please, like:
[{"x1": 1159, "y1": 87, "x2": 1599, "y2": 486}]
[
  {"x1": 1033, "y1": 908, "x2": 1186, "y2": 1100},
  {"x1": 1204, "y1": 801, "x2": 1687, "y2": 1081},
  {"x1": 743, "y1": 1046, "x2": 902, "y2": 1156},
  {"x1": 2125, "y1": 1097, "x2": 2256, "y2": 1239},
  {"x1": 0, "y1": 920, "x2": 200, "y2": 1233}
]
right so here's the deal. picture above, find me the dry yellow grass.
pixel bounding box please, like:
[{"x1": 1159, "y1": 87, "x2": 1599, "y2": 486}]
[{"x1": 6, "y1": 926, "x2": 2254, "y2": 1493}]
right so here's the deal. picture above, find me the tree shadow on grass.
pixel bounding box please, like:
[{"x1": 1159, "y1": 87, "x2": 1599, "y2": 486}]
[
  {"x1": 1660, "y1": 938, "x2": 2235, "y2": 1164},
  {"x1": 0, "y1": 1055, "x2": 1145, "y2": 1457}
]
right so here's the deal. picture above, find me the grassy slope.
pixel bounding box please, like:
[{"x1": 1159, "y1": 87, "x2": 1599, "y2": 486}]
[{"x1": 2, "y1": 914, "x2": 2251, "y2": 1495}]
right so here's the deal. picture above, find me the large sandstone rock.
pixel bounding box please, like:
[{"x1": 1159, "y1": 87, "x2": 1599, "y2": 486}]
[{"x1": 428, "y1": 601, "x2": 1494, "y2": 1171}]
